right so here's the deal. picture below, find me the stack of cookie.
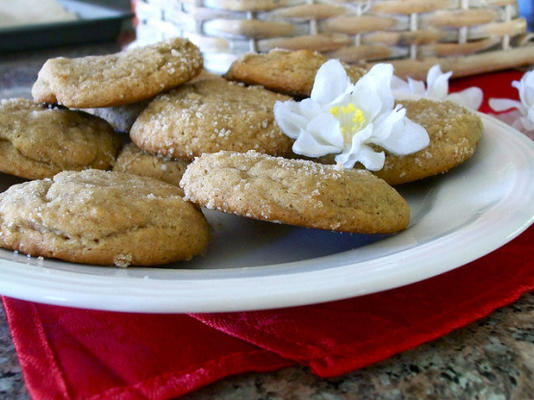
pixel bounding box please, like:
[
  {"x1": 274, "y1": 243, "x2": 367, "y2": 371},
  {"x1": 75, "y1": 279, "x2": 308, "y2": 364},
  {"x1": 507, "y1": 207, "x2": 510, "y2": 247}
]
[
  {"x1": 0, "y1": 39, "x2": 482, "y2": 267},
  {"x1": 0, "y1": 38, "x2": 209, "y2": 267}
]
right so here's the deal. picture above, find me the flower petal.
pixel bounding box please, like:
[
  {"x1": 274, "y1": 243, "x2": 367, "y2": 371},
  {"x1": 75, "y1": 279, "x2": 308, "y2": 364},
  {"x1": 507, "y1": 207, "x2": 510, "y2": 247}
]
[
  {"x1": 377, "y1": 112, "x2": 430, "y2": 155},
  {"x1": 513, "y1": 70, "x2": 534, "y2": 108},
  {"x1": 306, "y1": 113, "x2": 344, "y2": 148},
  {"x1": 336, "y1": 144, "x2": 385, "y2": 170},
  {"x1": 391, "y1": 75, "x2": 409, "y2": 91},
  {"x1": 335, "y1": 124, "x2": 384, "y2": 170},
  {"x1": 523, "y1": 107, "x2": 534, "y2": 131},
  {"x1": 392, "y1": 76, "x2": 424, "y2": 100},
  {"x1": 492, "y1": 109, "x2": 521, "y2": 127},
  {"x1": 310, "y1": 60, "x2": 351, "y2": 106},
  {"x1": 352, "y1": 84, "x2": 384, "y2": 121},
  {"x1": 370, "y1": 106, "x2": 405, "y2": 143},
  {"x1": 292, "y1": 113, "x2": 343, "y2": 157},
  {"x1": 447, "y1": 87, "x2": 483, "y2": 110},
  {"x1": 426, "y1": 65, "x2": 443, "y2": 85},
  {"x1": 407, "y1": 78, "x2": 426, "y2": 96},
  {"x1": 488, "y1": 98, "x2": 523, "y2": 113},
  {"x1": 353, "y1": 63, "x2": 394, "y2": 119},
  {"x1": 354, "y1": 123, "x2": 375, "y2": 143},
  {"x1": 297, "y1": 98, "x2": 323, "y2": 119},
  {"x1": 274, "y1": 100, "x2": 309, "y2": 139},
  {"x1": 426, "y1": 65, "x2": 452, "y2": 99},
  {"x1": 293, "y1": 130, "x2": 341, "y2": 157},
  {"x1": 512, "y1": 118, "x2": 524, "y2": 131},
  {"x1": 525, "y1": 73, "x2": 534, "y2": 107},
  {"x1": 357, "y1": 145, "x2": 386, "y2": 171}
]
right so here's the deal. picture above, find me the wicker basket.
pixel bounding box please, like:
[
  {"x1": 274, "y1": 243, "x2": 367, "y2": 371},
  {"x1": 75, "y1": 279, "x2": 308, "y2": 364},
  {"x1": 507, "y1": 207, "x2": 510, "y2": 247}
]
[{"x1": 133, "y1": 0, "x2": 534, "y2": 78}]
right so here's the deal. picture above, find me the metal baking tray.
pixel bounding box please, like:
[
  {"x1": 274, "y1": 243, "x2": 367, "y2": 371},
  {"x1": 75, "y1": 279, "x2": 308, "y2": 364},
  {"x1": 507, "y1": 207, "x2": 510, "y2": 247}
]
[{"x1": 0, "y1": 0, "x2": 134, "y2": 52}]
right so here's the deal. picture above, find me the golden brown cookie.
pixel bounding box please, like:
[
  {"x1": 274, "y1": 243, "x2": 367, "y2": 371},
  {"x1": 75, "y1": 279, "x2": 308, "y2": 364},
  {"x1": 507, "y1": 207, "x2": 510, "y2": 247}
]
[
  {"x1": 314, "y1": 99, "x2": 483, "y2": 185},
  {"x1": 130, "y1": 79, "x2": 293, "y2": 160},
  {"x1": 113, "y1": 143, "x2": 189, "y2": 188},
  {"x1": 225, "y1": 49, "x2": 367, "y2": 97},
  {"x1": 82, "y1": 71, "x2": 223, "y2": 133},
  {"x1": 375, "y1": 99, "x2": 483, "y2": 185},
  {"x1": 181, "y1": 151, "x2": 410, "y2": 234},
  {"x1": 32, "y1": 38, "x2": 203, "y2": 108},
  {"x1": 0, "y1": 169, "x2": 210, "y2": 267},
  {"x1": 0, "y1": 98, "x2": 122, "y2": 180}
]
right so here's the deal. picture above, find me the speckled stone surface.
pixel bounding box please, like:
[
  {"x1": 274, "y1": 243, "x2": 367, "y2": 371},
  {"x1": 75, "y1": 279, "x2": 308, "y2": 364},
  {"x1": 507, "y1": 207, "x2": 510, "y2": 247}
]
[
  {"x1": 0, "y1": 293, "x2": 533, "y2": 400},
  {"x1": 0, "y1": 305, "x2": 27, "y2": 400},
  {"x1": 0, "y1": 44, "x2": 533, "y2": 400},
  {"x1": 182, "y1": 293, "x2": 534, "y2": 400}
]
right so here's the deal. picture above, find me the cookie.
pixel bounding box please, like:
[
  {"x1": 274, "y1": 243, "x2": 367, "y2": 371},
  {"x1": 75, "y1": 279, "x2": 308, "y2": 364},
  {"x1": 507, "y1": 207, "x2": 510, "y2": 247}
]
[
  {"x1": 225, "y1": 49, "x2": 367, "y2": 97},
  {"x1": 81, "y1": 72, "x2": 223, "y2": 133},
  {"x1": 375, "y1": 99, "x2": 483, "y2": 185},
  {"x1": 113, "y1": 143, "x2": 189, "y2": 188},
  {"x1": 0, "y1": 98, "x2": 122, "y2": 180},
  {"x1": 130, "y1": 79, "x2": 293, "y2": 160},
  {"x1": 181, "y1": 151, "x2": 410, "y2": 234},
  {"x1": 314, "y1": 99, "x2": 482, "y2": 184},
  {"x1": 0, "y1": 169, "x2": 210, "y2": 267},
  {"x1": 32, "y1": 38, "x2": 203, "y2": 108}
]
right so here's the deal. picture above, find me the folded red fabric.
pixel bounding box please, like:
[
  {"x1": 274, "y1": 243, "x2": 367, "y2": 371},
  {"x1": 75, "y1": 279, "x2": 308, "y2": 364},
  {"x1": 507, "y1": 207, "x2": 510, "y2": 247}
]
[
  {"x1": 3, "y1": 301, "x2": 292, "y2": 400},
  {"x1": 4, "y1": 226, "x2": 533, "y2": 399},
  {"x1": 3, "y1": 70, "x2": 532, "y2": 400},
  {"x1": 191, "y1": 226, "x2": 534, "y2": 378}
]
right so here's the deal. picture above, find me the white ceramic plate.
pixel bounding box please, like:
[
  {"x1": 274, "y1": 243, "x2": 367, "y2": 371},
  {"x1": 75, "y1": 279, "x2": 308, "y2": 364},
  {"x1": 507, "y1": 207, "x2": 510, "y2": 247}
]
[{"x1": 0, "y1": 114, "x2": 532, "y2": 313}]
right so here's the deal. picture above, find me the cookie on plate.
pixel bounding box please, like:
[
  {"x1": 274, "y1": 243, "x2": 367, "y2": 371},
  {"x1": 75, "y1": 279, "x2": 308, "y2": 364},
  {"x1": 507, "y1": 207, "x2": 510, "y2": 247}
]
[
  {"x1": 130, "y1": 79, "x2": 293, "y2": 160},
  {"x1": 225, "y1": 49, "x2": 367, "y2": 97},
  {"x1": 0, "y1": 98, "x2": 122, "y2": 180},
  {"x1": 0, "y1": 169, "x2": 210, "y2": 267},
  {"x1": 375, "y1": 99, "x2": 483, "y2": 185},
  {"x1": 80, "y1": 71, "x2": 223, "y2": 133},
  {"x1": 113, "y1": 142, "x2": 189, "y2": 188},
  {"x1": 181, "y1": 150, "x2": 410, "y2": 234},
  {"x1": 32, "y1": 38, "x2": 203, "y2": 108},
  {"x1": 314, "y1": 99, "x2": 483, "y2": 185}
]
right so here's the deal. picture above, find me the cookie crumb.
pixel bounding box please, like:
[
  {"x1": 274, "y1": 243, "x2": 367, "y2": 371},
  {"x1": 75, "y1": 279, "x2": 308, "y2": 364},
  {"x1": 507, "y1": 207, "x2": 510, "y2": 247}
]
[{"x1": 113, "y1": 254, "x2": 132, "y2": 268}]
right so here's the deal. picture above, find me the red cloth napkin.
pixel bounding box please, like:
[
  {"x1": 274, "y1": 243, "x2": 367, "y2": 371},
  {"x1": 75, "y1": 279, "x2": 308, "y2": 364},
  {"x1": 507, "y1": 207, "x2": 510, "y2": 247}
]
[{"x1": 3, "y1": 70, "x2": 533, "y2": 400}]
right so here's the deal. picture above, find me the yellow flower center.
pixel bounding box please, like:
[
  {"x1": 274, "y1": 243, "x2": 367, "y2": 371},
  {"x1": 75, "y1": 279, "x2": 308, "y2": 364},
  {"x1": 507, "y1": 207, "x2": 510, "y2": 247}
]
[{"x1": 330, "y1": 103, "x2": 366, "y2": 144}]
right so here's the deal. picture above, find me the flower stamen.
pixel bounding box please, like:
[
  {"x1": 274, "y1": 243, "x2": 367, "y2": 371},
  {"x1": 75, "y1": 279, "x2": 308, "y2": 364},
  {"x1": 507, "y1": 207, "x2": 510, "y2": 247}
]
[
  {"x1": 329, "y1": 106, "x2": 340, "y2": 117},
  {"x1": 330, "y1": 102, "x2": 366, "y2": 143}
]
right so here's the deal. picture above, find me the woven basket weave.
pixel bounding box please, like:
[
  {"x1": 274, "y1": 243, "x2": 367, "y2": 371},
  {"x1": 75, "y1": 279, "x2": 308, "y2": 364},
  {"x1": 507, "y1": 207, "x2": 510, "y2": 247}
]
[{"x1": 134, "y1": 0, "x2": 534, "y2": 78}]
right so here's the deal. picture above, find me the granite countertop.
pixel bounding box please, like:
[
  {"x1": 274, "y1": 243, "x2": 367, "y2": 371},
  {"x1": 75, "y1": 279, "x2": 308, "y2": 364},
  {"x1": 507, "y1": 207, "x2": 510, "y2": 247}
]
[{"x1": 0, "y1": 44, "x2": 533, "y2": 400}]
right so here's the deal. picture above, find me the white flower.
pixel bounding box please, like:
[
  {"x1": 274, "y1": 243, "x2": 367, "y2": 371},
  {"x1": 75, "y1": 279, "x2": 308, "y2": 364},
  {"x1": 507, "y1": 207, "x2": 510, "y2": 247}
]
[
  {"x1": 274, "y1": 60, "x2": 429, "y2": 171},
  {"x1": 488, "y1": 70, "x2": 534, "y2": 132},
  {"x1": 391, "y1": 64, "x2": 483, "y2": 110}
]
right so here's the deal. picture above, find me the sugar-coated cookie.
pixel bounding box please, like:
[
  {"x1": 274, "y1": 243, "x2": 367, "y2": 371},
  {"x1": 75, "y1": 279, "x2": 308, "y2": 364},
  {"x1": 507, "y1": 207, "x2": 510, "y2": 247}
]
[
  {"x1": 0, "y1": 169, "x2": 210, "y2": 267},
  {"x1": 130, "y1": 79, "x2": 293, "y2": 160},
  {"x1": 0, "y1": 98, "x2": 121, "y2": 180},
  {"x1": 181, "y1": 151, "x2": 410, "y2": 234},
  {"x1": 314, "y1": 99, "x2": 483, "y2": 184},
  {"x1": 32, "y1": 38, "x2": 203, "y2": 108},
  {"x1": 225, "y1": 49, "x2": 366, "y2": 97},
  {"x1": 81, "y1": 70, "x2": 221, "y2": 133},
  {"x1": 113, "y1": 143, "x2": 189, "y2": 188},
  {"x1": 375, "y1": 99, "x2": 483, "y2": 185}
]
